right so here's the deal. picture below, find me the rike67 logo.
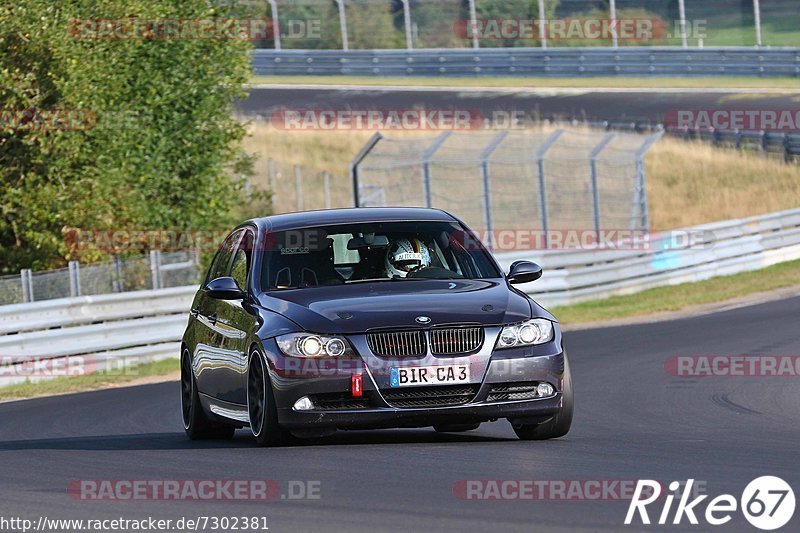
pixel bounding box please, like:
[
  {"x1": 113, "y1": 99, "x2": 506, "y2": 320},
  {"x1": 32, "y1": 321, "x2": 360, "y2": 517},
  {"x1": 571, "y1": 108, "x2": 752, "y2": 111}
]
[{"x1": 625, "y1": 477, "x2": 795, "y2": 530}]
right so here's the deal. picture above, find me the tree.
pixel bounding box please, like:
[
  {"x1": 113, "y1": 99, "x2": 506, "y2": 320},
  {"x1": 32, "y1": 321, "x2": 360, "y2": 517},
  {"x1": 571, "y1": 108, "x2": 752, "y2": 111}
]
[{"x1": 0, "y1": 0, "x2": 253, "y2": 273}]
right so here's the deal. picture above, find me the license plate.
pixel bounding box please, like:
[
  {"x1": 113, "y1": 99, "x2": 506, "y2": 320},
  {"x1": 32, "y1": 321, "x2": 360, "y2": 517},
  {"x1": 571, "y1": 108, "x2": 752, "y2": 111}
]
[{"x1": 390, "y1": 365, "x2": 470, "y2": 387}]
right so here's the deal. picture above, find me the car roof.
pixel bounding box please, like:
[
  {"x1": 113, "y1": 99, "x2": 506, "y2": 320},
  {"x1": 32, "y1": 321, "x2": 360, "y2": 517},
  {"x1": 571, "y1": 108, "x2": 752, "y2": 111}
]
[{"x1": 249, "y1": 207, "x2": 458, "y2": 232}]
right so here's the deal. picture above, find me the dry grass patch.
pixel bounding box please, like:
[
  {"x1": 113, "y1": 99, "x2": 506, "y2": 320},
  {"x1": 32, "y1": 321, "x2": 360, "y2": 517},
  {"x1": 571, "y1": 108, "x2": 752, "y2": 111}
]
[{"x1": 242, "y1": 123, "x2": 800, "y2": 229}]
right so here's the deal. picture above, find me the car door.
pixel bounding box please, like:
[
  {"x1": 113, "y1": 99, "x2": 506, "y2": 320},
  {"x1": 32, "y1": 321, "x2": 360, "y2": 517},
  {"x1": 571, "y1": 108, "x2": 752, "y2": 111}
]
[
  {"x1": 193, "y1": 229, "x2": 242, "y2": 402},
  {"x1": 211, "y1": 227, "x2": 258, "y2": 405}
]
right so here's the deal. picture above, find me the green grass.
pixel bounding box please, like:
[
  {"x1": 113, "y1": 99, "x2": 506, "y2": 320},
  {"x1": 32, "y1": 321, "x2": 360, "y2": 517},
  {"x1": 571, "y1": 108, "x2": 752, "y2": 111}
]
[
  {"x1": 551, "y1": 258, "x2": 800, "y2": 325},
  {"x1": 250, "y1": 75, "x2": 800, "y2": 90},
  {"x1": 0, "y1": 358, "x2": 178, "y2": 402}
]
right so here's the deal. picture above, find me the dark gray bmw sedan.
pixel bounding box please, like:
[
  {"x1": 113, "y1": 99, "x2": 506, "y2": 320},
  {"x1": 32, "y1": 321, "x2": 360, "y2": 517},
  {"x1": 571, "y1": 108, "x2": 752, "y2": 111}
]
[{"x1": 181, "y1": 208, "x2": 572, "y2": 446}]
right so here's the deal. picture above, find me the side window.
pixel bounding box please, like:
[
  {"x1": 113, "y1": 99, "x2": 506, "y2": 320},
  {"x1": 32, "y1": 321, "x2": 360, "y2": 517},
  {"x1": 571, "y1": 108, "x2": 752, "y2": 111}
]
[
  {"x1": 229, "y1": 230, "x2": 253, "y2": 290},
  {"x1": 206, "y1": 230, "x2": 242, "y2": 285}
]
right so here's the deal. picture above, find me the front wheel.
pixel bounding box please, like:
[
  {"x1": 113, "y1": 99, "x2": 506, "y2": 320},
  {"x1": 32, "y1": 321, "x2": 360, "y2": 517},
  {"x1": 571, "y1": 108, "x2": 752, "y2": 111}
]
[
  {"x1": 181, "y1": 349, "x2": 235, "y2": 440},
  {"x1": 511, "y1": 354, "x2": 574, "y2": 441},
  {"x1": 248, "y1": 349, "x2": 289, "y2": 447}
]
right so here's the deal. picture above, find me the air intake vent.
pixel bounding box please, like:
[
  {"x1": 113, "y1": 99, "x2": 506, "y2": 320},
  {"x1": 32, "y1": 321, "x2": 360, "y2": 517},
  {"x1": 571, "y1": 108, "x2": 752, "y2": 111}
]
[
  {"x1": 430, "y1": 327, "x2": 484, "y2": 355},
  {"x1": 367, "y1": 330, "x2": 426, "y2": 357},
  {"x1": 382, "y1": 385, "x2": 480, "y2": 408}
]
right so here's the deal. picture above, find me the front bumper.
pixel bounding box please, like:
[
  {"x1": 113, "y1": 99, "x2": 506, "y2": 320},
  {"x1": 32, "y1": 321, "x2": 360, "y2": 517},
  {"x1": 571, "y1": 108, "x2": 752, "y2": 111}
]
[{"x1": 267, "y1": 340, "x2": 569, "y2": 430}]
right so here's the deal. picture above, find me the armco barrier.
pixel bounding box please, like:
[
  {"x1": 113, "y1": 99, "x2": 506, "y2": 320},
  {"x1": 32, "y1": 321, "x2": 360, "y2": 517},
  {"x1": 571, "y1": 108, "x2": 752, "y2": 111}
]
[
  {"x1": 252, "y1": 48, "x2": 800, "y2": 78},
  {"x1": 2, "y1": 208, "x2": 800, "y2": 388},
  {"x1": 496, "y1": 208, "x2": 800, "y2": 307},
  {"x1": 0, "y1": 286, "x2": 196, "y2": 335},
  {"x1": 0, "y1": 288, "x2": 195, "y2": 388}
]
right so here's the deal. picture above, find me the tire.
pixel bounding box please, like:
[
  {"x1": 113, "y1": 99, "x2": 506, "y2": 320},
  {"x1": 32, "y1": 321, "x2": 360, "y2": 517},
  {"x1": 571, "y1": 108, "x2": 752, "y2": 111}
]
[
  {"x1": 511, "y1": 353, "x2": 574, "y2": 441},
  {"x1": 247, "y1": 349, "x2": 289, "y2": 447},
  {"x1": 181, "y1": 349, "x2": 236, "y2": 440},
  {"x1": 433, "y1": 423, "x2": 480, "y2": 433}
]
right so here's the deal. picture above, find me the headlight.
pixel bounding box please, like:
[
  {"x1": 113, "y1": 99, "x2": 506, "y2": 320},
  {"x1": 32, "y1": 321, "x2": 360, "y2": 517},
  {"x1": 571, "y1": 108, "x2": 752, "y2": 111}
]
[
  {"x1": 495, "y1": 319, "x2": 554, "y2": 349},
  {"x1": 276, "y1": 333, "x2": 354, "y2": 358}
]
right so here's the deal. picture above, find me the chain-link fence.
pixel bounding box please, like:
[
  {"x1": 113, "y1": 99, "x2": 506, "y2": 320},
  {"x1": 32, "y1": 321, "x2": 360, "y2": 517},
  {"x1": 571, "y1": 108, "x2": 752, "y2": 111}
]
[
  {"x1": 245, "y1": 0, "x2": 794, "y2": 50},
  {"x1": 257, "y1": 158, "x2": 354, "y2": 214},
  {"x1": 0, "y1": 251, "x2": 200, "y2": 305},
  {"x1": 352, "y1": 129, "x2": 662, "y2": 246}
]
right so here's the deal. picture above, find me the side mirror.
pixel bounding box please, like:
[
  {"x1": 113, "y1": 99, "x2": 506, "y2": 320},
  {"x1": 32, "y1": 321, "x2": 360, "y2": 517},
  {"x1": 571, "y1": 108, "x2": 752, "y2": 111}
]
[
  {"x1": 206, "y1": 277, "x2": 246, "y2": 300},
  {"x1": 507, "y1": 261, "x2": 543, "y2": 285}
]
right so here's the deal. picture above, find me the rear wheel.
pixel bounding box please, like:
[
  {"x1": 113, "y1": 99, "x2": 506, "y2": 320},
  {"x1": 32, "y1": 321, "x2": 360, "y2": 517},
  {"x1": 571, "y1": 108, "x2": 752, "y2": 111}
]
[
  {"x1": 181, "y1": 349, "x2": 235, "y2": 440},
  {"x1": 248, "y1": 349, "x2": 289, "y2": 447},
  {"x1": 512, "y1": 355, "x2": 574, "y2": 441}
]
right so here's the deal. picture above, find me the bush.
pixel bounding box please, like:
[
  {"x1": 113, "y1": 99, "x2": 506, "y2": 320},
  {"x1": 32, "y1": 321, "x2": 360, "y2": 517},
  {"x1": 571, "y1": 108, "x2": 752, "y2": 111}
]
[{"x1": 0, "y1": 0, "x2": 254, "y2": 273}]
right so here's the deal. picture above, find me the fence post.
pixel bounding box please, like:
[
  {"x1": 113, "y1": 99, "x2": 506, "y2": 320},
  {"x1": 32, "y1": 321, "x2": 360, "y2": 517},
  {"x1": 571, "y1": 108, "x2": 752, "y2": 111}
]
[
  {"x1": 323, "y1": 171, "x2": 331, "y2": 209},
  {"x1": 335, "y1": 0, "x2": 349, "y2": 51},
  {"x1": 350, "y1": 132, "x2": 383, "y2": 208},
  {"x1": 535, "y1": 130, "x2": 564, "y2": 248},
  {"x1": 538, "y1": 0, "x2": 547, "y2": 49},
  {"x1": 401, "y1": 0, "x2": 413, "y2": 50},
  {"x1": 294, "y1": 165, "x2": 303, "y2": 211},
  {"x1": 113, "y1": 255, "x2": 124, "y2": 293},
  {"x1": 420, "y1": 132, "x2": 452, "y2": 209},
  {"x1": 479, "y1": 131, "x2": 510, "y2": 250},
  {"x1": 609, "y1": 0, "x2": 618, "y2": 49},
  {"x1": 150, "y1": 250, "x2": 161, "y2": 290},
  {"x1": 589, "y1": 133, "x2": 617, "y2": 240},
  {"x1": 268, "y1": 158, "x2": 277, "y2": 213},
  {"x1": 468, "y1": 0, "x2": 480, "y2": 49},
  {"x1": 20, "y1": 269, "x2": 33, "y2": 303},
  {"x1": 634, "y1": 131, "x2": 663, "y2": 230},
  {"x1": 753, "y1": 0, "x2": 763, "y2": 47},
  {"x1": 678, "y1": 0, "x2": 688, "y2": 48},
  {"x1": 68, "y1": 260, "x2": 81, "y2": 297},
  {"x1": 267, "y1": 0, "x2": 281, "y2": 50}
]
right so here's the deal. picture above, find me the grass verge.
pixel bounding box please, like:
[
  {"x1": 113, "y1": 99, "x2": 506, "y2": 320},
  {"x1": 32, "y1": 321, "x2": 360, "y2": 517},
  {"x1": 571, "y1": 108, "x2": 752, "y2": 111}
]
[
  {"x1": 0, "y1": 358, "x2": 178, "y2": 402},
  {"x1": 250, "y1": 75, "x2": 800, "y2": 90},
  {"x1": 550, "y1": 258, "x2": 800, "y2": 325}
]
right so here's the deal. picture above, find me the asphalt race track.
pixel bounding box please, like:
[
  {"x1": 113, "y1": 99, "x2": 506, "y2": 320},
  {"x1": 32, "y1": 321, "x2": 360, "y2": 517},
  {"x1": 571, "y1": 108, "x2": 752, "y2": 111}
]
[
  {"x1": 1, "y1": 295, "x2": 798, "y2": 532},
  {"x1": 240, "y1": 86, "x2": 798, "y2": 127}
]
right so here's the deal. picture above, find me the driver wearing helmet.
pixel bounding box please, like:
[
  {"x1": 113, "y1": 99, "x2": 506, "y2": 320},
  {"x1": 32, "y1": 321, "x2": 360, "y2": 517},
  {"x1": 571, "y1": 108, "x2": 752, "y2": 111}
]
[{"x1": 385, "y1": 238, "x2": 431, "y2": 278}]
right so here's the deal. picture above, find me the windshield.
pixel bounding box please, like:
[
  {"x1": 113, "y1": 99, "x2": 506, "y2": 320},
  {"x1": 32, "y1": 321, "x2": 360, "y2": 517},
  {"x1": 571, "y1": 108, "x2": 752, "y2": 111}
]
[{"x1": 261, "y1": 221, "x2": 500, "y2": 291}]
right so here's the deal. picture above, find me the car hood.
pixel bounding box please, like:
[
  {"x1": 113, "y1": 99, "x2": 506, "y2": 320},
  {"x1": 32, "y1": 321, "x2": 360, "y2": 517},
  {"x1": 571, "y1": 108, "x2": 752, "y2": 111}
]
[{"x1": 257, "y1": 279, "x2": 553, "y2": 334}]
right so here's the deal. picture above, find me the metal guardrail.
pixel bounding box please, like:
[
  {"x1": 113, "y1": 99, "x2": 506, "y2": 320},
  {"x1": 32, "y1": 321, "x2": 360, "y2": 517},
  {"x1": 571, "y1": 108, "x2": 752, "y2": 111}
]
[
  {"x1": 253, "y1": 48, "x2": 800, "y2": 78},
  {"x1": 0, "y1": 286, "x2": 196, "y2": 335},
  {"x1": 2, "y1": 208, "x2": 800, "y2": 387},
  {"x1": 495, "y1": 208, "x2": 800, "y2": 307},
  {"x1": 0, "y1": 288, "x2": 195, "y2": 388}
]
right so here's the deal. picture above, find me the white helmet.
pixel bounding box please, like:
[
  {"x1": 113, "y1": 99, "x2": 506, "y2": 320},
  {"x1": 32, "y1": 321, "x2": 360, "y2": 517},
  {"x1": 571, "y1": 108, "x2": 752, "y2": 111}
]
[{"x1": 385, "y1": 238, "x2": 431, "y2": 278}]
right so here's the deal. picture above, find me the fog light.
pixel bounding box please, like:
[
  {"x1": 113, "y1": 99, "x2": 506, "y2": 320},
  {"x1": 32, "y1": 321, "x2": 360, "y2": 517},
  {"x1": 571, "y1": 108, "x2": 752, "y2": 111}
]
[
  {"x1": 292, "y1": 396, "x2": 314, "y2": 411},
  {"x1": 537, "y1": 383, "x2": 555, "y2": 397}
]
